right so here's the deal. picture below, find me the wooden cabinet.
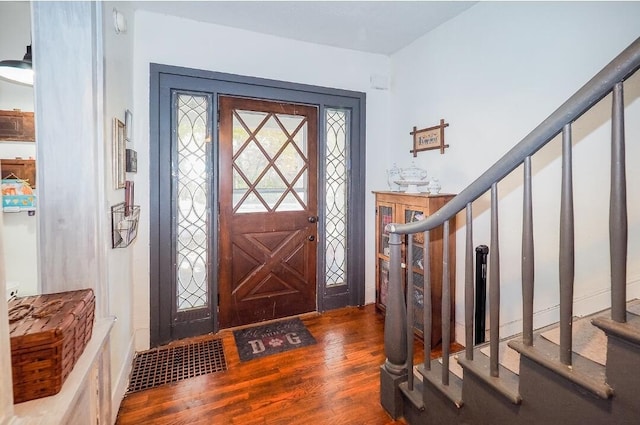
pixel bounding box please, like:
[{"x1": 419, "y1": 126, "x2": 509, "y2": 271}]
[
  {"x1": 374, "y1": 191, "x2": 456, "y2": 347},
  {"x1": 0, "y1": 110, "x2": 35, "y2": 142}
]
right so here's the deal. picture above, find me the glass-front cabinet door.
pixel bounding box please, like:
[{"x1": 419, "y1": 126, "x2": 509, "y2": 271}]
[
  {"x1": 404, "y1": 207, "x2": 426, "y2": 338},
  {"x1": 376, "y1": 201, "x2": 394, "y2": 310},
  {"x1": 373, "y1": 191, "x2": 456, "y2": 348},
  {"x1": 378, "y1": 203, "x2": 393, "y2": 257}
]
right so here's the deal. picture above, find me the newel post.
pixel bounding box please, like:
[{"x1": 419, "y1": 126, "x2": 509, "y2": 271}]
[{"x1": 380, "y1": 232, "x2": 408, "y2": 419}]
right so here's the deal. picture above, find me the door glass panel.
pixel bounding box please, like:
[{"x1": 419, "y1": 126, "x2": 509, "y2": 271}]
[
  {"x1": 257, "y1": 115, "x2": 287, "y2": 158},
  {"x1": 233, "y1": 109, "x2": 308, "y2": 213},
  {"x1": 275, "y1": 143, "x2": 305, "y2": 184},
  {"x1": 176, "y1": 93, "x2": 210, "y2": 311},
  {"x1": 235, "y1": 140, "x2": 268, "y2": 186},
  {"x1": 279, "y1": 114, "x2": 305, "y2": 135},
  {"x1": 379, "y1": 259, "x2": 389, "y2": 307},
  {"x1": 325, "y1": 108, "x2": 349, "y2": 287},
  {"x1": 379, "y1": 205, "x2": 392, "y2": 256},
  {"x1": 412, "y1": 275, "x2": 424, "y2": 330}
]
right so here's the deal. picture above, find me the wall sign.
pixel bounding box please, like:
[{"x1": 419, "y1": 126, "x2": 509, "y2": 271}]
[{"x1": 410, "y1": 118, "x2": 449, "y2": 156}]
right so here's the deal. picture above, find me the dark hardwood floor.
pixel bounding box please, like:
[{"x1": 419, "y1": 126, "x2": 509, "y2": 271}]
[{"x1": 116, "y1": 305, "x2": 454, "y2": 425}]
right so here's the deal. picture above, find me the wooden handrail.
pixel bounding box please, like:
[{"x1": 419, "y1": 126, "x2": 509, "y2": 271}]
[{"x1": 387, "y1": 36, "x2": 640, "y2": 237}]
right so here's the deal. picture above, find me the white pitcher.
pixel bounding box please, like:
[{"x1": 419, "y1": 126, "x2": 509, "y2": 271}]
[{"x1": 386, "y1": 163, "x2": 401, "y2": 191}]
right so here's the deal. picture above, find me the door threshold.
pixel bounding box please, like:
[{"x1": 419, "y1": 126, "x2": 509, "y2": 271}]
[{"x1": 222, "y1": 311, "x2": 321, "y2": 333}]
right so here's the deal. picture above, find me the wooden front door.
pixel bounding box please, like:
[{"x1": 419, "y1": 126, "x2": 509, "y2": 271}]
[{"x1": 218, "y1": 96, "x2": 318, "y2": 328}]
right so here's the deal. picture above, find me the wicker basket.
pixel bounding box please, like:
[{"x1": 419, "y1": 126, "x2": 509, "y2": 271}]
[{"x1": 8, "y1": 289, "x2": 95, "y2": 403}]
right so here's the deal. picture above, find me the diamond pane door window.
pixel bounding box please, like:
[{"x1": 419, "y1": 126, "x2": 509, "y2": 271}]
[{"x1": 232, "y1": 110, "x2": 308, "y2": 213}]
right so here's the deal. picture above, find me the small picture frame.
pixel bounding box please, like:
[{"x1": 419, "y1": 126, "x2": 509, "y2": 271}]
[
  {"x1": 125, "y1": 109, "x2": 133, "y2": 142},
  {"x1": 113, "y1": 118, "x2": 126, "y2": 189},
  {"x1": 126, "y1": 148, "x2": 137, "y2": 173},
  {"x1": 124, "y1": 180, "x2": 135, "y2": 215},
  {"x1": 410, "y1": 119, "x2": 450, "y2": 156}
]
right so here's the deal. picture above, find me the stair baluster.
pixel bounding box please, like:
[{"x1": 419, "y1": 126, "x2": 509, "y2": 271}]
[
  {"x1": 406, "y1": 237, "x2": 415, "y2": 391},
  {"x1": 489, "y1": 183, "x2": 500, "y2": 377},
  {"x1": 442, "y1": 220, "x2": 451, "y2": 385},
  {"x1": 610, "y1": 81, "x2": 627, "y2": 324},
  {"x1": 423, "y1": 230, "x2": 432, "y2": 370},
  {"x1": 522, "y1": 156, "x2": 534, "y2": 346},
  {"x1": 559, "y1": 123, "x2": 575, "y2": 366},
  {"x1": 465, "y1": 204, "x2": 474, "y2": 360}
]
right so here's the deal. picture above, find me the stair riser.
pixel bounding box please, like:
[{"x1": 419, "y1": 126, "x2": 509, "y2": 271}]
[
  {"x1": 517, "y1": 356, "x2": 612, "y2": 425},
  {"x1": 604, "y1": 335, "x2": 640, "y2": 425},
  {"x1": 459, "y1": 373, "x2": 521, "y2": 425}
]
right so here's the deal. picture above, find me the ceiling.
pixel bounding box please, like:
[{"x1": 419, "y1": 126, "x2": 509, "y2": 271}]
[{"x1": 131, "y1": 1, "x2": 477, "y2": 55}]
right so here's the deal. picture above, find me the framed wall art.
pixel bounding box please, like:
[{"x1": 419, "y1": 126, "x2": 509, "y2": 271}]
[
  {"x1": 125, "y1": 109, "x2": 133, "y2": 141},
  {"x1": 126, "y1": 148, "x2": 137, "y2": 173},
  {"x1": 410, "y1": 119, "x2": 450, "y2": 156},
  {"x1": 113, "y1": 118, "x2": 126, "y2": 189}
]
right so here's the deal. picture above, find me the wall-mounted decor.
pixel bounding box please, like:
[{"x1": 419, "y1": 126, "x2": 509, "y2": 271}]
[
  {"x1": 113, "y1": 118, "x2": 126, "y2": 189},
  {"x1": 0, "y1": 110, "x2": 35, "y2": 142},
  {"x1": 1, "y1": 158, "x2": 35, "y2": 188},
  {"x1": 111, "y1": 202, "x2": 140, "y2": 248},
  {"x1": 125, "y1": 148, "x2": 137, "y2": 173},
  {"x1": 125, "y1": 109, "x2": 133, "y2": 141},
  {"x1": 124, "y1": 180, "x2": 134, "y2": 215},
  {"x1": 410, "y1": 118, "x2": 449, "y2": 156},
  {"x1": 2, "y1": 175, "x2": 35, "y2": 212}
]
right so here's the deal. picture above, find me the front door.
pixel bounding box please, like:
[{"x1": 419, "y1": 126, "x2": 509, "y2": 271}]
[{"x1": 218, "y1": 96, "x2": 318, "y2": 328}]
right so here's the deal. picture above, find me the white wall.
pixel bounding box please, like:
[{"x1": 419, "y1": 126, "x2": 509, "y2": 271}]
[
  {"x1": 391, "y1": 2, "x2": 640, "y2": 339},
  {"x1": 0, "y1": 1, "x2": 38, "y2": 298},
  {"x1": 103, "y1": 2, "x2": 136, "y2": 420},
  {"x1": 0, "y1": 2, "x2": 33, "y2": 111},
  {"x1": 132, "y1": 10, "x2": 391, "y2": 350}
]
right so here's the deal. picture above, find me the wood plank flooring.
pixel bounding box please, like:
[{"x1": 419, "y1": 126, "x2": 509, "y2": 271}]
[{"x1": 116, "y1": 305, "x2": 452, "y2": 425}]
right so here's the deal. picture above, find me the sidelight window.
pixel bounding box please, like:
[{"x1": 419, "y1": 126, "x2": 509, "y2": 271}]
[{"x1": 324, "y1": 108, "x2": 349, "y2": 287}]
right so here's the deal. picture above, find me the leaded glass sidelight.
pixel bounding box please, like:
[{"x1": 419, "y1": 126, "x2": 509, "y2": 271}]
[
  {"x1": 325, "y1": 108, "x2": 349, "y2": 287},
  {"x1": 176, "y1": 94, "x2": 210, "y2": 311}
]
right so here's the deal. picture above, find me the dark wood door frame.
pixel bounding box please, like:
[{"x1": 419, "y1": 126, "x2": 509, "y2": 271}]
[{"x1": 149, "y1": 64, "x2": 366, "y2": 347}]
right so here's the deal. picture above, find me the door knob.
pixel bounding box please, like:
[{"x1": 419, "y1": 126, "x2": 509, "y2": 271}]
[
  {"x1": 308, "y1": 235, "x2": 315, "y2": 241},
  {"x1": 308, "y1": 216, "x2": 318, "y2": 223}
]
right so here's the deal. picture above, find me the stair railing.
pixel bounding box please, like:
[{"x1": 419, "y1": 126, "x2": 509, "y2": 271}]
[{"x1": 382, "y1": 36, "x2": 640, "y2": 408}]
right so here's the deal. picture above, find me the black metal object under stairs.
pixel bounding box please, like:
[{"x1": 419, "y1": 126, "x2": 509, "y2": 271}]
[{"x1": 380, "y1": 36, "x2": 640, "y2": 425}]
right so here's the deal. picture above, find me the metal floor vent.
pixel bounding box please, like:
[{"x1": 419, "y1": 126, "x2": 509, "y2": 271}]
[{"x1": 127, "y1": 338, "x2": 227, "y2": 393}]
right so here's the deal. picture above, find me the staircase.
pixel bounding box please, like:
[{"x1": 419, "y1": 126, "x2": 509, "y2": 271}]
[{"x1": 380, "y1": 36, "x2": 640, "y2": 425}]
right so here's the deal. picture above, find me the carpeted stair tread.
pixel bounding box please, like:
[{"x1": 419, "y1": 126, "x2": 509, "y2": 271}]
[
  {"x1": 440, "y1": 351, "x2": 464, "y2": 379},
  {"x1": 627, "y1": 298, "x2": 640, "y2": 315},
  {"x1": 479, "y1": 339, "x2": 521, "y2": 375},
  {"x1": 541, "y1": 314, "x2": 608, "y2": 365},
  {"x1": 540, "y1": 299, "x2": 640, "y2": 366}
]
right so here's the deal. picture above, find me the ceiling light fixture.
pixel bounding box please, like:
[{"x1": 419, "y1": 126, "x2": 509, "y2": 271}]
[{"x1": 0, "y1": 45, "x2": 33, "y2": 86}]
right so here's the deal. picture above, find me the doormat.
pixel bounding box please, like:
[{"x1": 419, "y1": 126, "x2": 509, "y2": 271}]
[
  {"x1": 126, "y1": 338, "x2": 227, "y2": 393},
  {"x1": 233, "y1": 317, "x2": 316, "y2": 362}
]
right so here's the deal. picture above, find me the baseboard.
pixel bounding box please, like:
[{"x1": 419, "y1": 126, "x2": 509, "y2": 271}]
[
  {"x1": 134, "y1": 326, "x2": 151, "y2": 352},
  {"x1": 454, "y1": 278, "x2": 640, "y2": 343},
  {"x1": 111, "y1": 334, "x2": 135, "y2": 425}
]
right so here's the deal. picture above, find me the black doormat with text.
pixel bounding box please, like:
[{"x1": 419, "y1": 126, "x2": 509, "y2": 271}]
[{"x1": 233, "y1": 318, "x2": 316, "y2": 361}]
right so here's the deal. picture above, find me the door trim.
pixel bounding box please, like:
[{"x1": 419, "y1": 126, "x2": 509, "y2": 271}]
[{"x1": 149, "y1": 64, "x2": 366, "y2": 347}]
